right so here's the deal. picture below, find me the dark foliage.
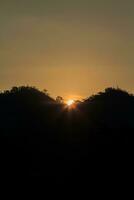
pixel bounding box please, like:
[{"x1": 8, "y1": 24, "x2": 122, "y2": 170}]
[{"x1": 0, "y1": 86, "x2": 134, "y2": 184}]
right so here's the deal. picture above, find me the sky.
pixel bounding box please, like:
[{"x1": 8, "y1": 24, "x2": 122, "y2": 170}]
[{"x1": 0, "y1": 0, "x2": 134, "y2": 100}]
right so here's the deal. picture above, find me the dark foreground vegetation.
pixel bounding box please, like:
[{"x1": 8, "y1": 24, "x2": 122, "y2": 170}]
[{"x1": 0, "y1": 86, "x2": 134, "y2": 183}]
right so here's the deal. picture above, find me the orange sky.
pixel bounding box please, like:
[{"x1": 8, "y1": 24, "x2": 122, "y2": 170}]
[{"x1": 0, "y1": 1, "x2": 134, "y2": 100}]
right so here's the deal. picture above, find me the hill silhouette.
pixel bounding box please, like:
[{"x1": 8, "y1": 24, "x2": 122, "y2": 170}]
[{"x1": 0, "y1": 86, "x2": 133, "y2": 183}]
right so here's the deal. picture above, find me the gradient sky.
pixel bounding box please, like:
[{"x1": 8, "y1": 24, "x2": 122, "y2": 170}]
[{"x1": 0, "y1": 0, "x2": 134, "y2": 100}]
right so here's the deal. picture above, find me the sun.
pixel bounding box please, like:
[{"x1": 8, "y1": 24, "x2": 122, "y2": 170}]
[{"x1": 66, "y1": 99, "x2": 75, "y2": 106}]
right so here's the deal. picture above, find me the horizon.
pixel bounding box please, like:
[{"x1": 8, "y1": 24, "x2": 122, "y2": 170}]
[{"x1": 0, "y1": 85, "x2": 133, "y2": 103}]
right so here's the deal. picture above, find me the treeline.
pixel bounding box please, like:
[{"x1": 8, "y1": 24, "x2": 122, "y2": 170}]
[{"x1": 0, "y1": 86, "x2": 133, "y2": 182}]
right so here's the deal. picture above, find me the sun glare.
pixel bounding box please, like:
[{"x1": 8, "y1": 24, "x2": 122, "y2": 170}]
[{"x1": 66, "y1": 99, "x2": 75, "y2": 106}]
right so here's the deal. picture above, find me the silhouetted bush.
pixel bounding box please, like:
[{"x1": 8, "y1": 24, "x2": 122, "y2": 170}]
[{"x1": 0, "y1": 86, "x2": 133, "y2": 183}]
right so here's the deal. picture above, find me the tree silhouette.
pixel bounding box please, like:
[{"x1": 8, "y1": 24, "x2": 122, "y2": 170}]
[
  {"x1": 0, "y1": 86, "x2": 133, "y2": 183},
  {"x1": 56, "y1": 96, "x2": 64, "y2": 104}
]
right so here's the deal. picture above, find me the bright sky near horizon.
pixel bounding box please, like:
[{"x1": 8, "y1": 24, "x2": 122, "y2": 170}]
[{"x1": 0, "y1": 0, "x2": 134, "y2": 100}]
